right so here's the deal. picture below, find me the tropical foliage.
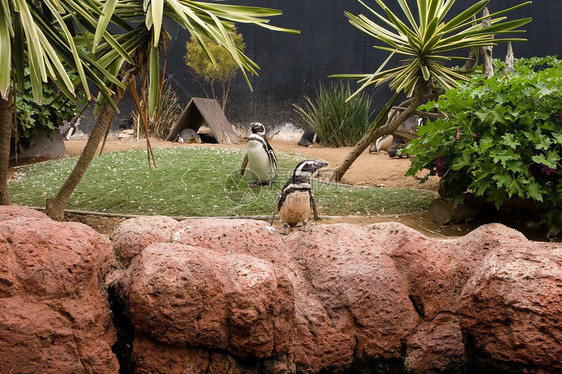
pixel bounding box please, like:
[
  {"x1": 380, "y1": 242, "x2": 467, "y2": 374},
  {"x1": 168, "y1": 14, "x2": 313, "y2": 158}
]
[
  {"x1": 406, "y1": 57, "x2": 562, "y2": 234},
  {"x1": 12, "y1": 76, "x2": 80, "y2": 152},
  {"x1": 337, "y1": 0, "x2": 532, "y2": 98},
  {"x1": 90, "y1": 1, "x2": 298, "y2": 116},
  {"x1": 329, "y1": 0, "x2": 532, "y2": 181},
  {"x1": 0, "y1": 0, "x2": 298, "y2": 216},
  {"x1": 294, "y1": 82, "x2": 373, "y2": 147},
  {"x1": 0, "y1": 0, "x2": 123, "y2": 105},
  {"x1": 185, "y1": 29, "x2": 245, "y2": 111}
]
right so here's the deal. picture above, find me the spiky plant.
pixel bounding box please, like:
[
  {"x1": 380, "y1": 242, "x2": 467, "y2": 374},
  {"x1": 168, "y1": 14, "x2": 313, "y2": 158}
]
[
  {"x1": 294, "y1": 82, "x2": 373, "y2": 147},
  {"x1": 330, "y1": 0, "x2": 531, "y2": 182}
]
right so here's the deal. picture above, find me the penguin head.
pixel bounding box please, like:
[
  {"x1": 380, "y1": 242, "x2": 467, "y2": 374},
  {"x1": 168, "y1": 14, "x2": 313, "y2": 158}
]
[
  {"x1": 250, "y1": 122, "x2": 266, "y2": 136},
  {"x1": 293, "y1": 160, "x2": 328, "y2": 179}
]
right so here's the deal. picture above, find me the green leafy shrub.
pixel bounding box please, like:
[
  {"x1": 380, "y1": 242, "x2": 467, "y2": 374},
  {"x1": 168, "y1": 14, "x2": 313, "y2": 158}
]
[
  {"x1": 12, "y1": 72, "x2": 79, "y2": 152},
  {"x1": 406, "y1": 56, "x2": 562, "y2": 234},
  {"x1": 293, "y1": 82, "x2": 373, "y2": 147}
]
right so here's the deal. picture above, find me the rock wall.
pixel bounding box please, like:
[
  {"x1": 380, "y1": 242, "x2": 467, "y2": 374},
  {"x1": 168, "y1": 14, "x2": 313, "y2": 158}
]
[
  {"x1": 1, "y1": 206, "x2": 560, "y2": 373},
  {"x1": 0, "y1": 206, "x2": 118, "y2": 373},
  {"x1": 109, "y1": 217, "x2": 562, "y2": 373}
]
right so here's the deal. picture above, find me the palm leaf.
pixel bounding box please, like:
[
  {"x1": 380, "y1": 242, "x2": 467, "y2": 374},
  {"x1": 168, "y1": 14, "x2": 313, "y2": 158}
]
[
  {"x1": 0, "y1": 0, "x2": 11, "y2": 96},
  {"x1": 339, "y1": 0, "x2": 531, "y2": 97}
]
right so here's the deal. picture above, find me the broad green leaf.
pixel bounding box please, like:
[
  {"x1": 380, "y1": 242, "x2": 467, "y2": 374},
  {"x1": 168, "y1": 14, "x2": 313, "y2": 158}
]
[
  {"x1": 526, "y1": 180, "x2": 544, "y2": 202},
  {"x1": 442, "y1": 0, "x2": 488, "y2": 32},
  {"x1": 492, "y1": 173, "x2": 511, "y2": 189},
  {"x1": 397, "y1": 0, "x2": 417, "y2": 31},
  {"x1": 150, "y1": 0, "x2": 164, "y2": 47},
  {"x1": 501, "y1": 133, "x2": 521, "y2": 149},
  {"x1": 532, "y1": 152, "x2": 560, "y2": 169},
  {"x1": 508, "y1": 179, "x2": 524, "y2": 198},
  {"x1": 451, "y1": 153, "x2": 471, "y2": 171},
  {"x1": 491, "y1": 150, "x2": 519, "y2": 167}
]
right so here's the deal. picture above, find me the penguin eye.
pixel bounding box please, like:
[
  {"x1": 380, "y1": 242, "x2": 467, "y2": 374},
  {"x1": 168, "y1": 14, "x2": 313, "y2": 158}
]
[{"x1": 299, "y1": 161, "x2": 316, "y2": 172}]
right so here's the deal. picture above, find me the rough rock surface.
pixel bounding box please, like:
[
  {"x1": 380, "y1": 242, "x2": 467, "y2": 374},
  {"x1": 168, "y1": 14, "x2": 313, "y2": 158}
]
[
  {"x1": 459, "y1": 239, "x2": 562, "y2": 372},
  {"x1": 284, "y1": 224, "x2": 418, "y2": 370},
  {"x1": 0, "y1": 205, "x2": 118, "y2": 374},
  {"x1": 109, "y1": 218, "x2": 562, "y2": 373},
  {"x1": 110, "y1": 215, "x2": 178, "y2": 266},
  {"x1": 3, "y1": 205, "x2": 560, "y2": 374},
  {"x1": 404, "y1": 314, "x2": 464, "y2": 374}
]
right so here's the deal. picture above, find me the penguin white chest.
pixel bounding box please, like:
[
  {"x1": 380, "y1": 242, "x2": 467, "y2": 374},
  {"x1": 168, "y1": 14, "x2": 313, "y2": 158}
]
[
  {"x1": 279, "y1": 190, "x2": 311, "y2": 226},
  {"x1": 247, "y1": 140, "x2": 274, "y2": 181}
]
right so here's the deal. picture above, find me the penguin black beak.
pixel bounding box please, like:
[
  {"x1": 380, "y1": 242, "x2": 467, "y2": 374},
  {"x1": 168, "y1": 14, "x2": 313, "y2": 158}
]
[{"x1": 315, "y1": 161, "x2": 328, "y2": 170}]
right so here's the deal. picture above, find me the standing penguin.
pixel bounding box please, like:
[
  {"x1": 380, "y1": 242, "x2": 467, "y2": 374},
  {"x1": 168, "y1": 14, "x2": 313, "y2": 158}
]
[
  {"x1": 275, "y1": 160, "x2": 328, "y2": 233},
  {"x1": 241, "y1": 122, "x2": 277, "y2": 186}
]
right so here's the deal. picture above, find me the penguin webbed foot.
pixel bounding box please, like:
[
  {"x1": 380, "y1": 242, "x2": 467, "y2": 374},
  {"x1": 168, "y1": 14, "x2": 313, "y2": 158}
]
[
  {"x1": 280, "y1": 223, "x2": 290, "y2": 235},
  {"x1": 248, "y1": 180, "x2": 274, "y2": 187},
  {"x1": 302, "y1": 221, "x2": 311, "y2": 232}
]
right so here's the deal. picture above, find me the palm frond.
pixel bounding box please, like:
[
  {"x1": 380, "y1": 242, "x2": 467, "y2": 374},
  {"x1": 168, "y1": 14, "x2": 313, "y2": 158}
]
[{"x1": 338, "y1": 0, "x2": 531, "y2": 97}]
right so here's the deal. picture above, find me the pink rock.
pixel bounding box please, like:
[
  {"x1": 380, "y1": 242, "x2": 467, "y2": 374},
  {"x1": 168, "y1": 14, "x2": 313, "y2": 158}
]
[
  {"x1": 369, "y1": 222, "x2": 457, "y2": 320},
  {"x1": 285, "y1": 224, "x2": 419, "y2": 368},
  {"x1": 459, "y1": 241, "x2": 562, "y2": 371},
  {"x1": 368, "y1": 223, "x2": 529, "y2": 321},
  {"x1": 131, "y1": 335, "x2": 293, "y2": 374},
  {"x1": 0, "y1": 219, "x2": 113, "y2": 297},
  {"x1": 171, "y1": 218, "x2": 288, "y2": 262},
  {"x1": 405, "y1": 314, "x2": 464, "y2": 373},
  {"x1": 110, "y1": 215, "x2": 178, "y2": 266},
  {"x1": 116, "y1": 242, "x2": 295, "y2": 359},
  {"x1": 131, "y1": 336, "x2": 213, "y2": 374},
  {"x1": 108, "y1": 219, "x2": 562, "y2": 373},
  {"x1": 0, "y1": 209, "x2": 118, "y2": 373},
  {"x1": 0, "y1": 205, "x2": 49, "y2": 221}
]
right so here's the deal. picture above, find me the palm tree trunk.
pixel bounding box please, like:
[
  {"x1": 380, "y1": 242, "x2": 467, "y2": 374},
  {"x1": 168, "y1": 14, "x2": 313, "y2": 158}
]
[
  {"x1": 0, "y1": 95, "x2": 13, "y2": 205},
  {"x1": 331, "y1": 80, "x2": 428, "y2": 182},
  {"x1": 45, "y1": 96, "x2": 120, "y2": 220}
]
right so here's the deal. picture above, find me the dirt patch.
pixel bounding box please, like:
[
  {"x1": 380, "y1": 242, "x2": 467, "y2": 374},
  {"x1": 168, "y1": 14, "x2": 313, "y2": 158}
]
[{"x1": 59, "y1": 138, "x2": 551, "y2": 241}]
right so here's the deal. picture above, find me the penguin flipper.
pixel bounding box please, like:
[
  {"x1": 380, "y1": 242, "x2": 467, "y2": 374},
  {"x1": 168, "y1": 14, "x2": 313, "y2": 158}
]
[{"x1": 240, "y1": 154, "x2": 249, "y2": 175}]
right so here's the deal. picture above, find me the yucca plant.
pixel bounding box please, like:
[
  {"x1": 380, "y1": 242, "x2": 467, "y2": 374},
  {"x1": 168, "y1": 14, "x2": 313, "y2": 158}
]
[
  {"x1": 294, "y1": 82, "x2": 373, "y2": 147},
  {"x1": 330, "y1": 0, "x2": 531, "y2": 182}
]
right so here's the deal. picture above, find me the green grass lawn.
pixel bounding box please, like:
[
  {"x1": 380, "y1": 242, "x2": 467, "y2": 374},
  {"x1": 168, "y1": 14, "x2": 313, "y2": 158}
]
[{"x1": 9, "y1": 147, "x2": 434, "y2": 217}]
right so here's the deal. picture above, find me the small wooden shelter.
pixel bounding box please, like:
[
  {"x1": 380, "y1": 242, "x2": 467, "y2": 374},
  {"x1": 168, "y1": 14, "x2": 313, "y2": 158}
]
[{"x1": 167, "y1": 98, "x2": 239, "y2": 144}]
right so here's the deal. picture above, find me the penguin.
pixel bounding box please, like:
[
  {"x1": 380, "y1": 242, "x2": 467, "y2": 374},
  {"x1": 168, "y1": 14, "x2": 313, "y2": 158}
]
[
  {"x1": 275, "y1": 160, "x2": 328, "y2": 233},
  {"x1": 241, "y1": 122, "x2": 277, "y2": 186},
  {"x1": 59, "y1": 118, "x2": 80, "y2": 141},
  {"x1": 298, "y1": 129, "x2": 320, "y2": 147},
  {"x1": 175, "y1": 128, "x2": 202, "y2": 143},
  {"x1": 371, "y1": 134, "x2": 393, "y2": 153}
]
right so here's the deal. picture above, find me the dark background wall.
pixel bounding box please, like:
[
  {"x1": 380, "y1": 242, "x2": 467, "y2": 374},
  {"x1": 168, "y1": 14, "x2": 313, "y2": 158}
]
[{"x1": 84, "y1": 0, "x2": 562, "y2": 133}]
